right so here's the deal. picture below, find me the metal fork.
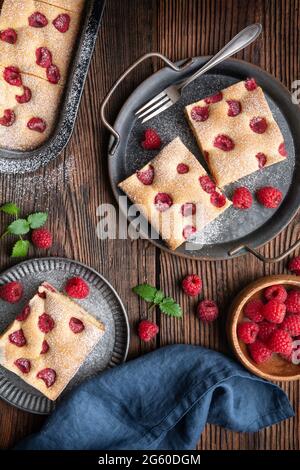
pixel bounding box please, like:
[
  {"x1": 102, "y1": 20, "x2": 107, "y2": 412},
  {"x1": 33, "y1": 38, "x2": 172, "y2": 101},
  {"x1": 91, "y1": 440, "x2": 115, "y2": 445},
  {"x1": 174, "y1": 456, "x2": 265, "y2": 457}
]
[{"x1": 135, "y1": 23, "x2": 262, "y2": 123}]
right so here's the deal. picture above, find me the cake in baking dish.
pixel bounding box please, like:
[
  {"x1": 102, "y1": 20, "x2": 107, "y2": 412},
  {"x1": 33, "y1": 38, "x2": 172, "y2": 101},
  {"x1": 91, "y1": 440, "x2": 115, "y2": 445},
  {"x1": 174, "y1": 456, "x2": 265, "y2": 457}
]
[
  {"x1": 119, "y1": 137, "x2": 231, "y2": 251},
  {"x1": 185, "y1": 78, "x2": 288, "y2": 187},
  {"x1": 0, "y1": 282, "x2": 105, "y2": 401}
]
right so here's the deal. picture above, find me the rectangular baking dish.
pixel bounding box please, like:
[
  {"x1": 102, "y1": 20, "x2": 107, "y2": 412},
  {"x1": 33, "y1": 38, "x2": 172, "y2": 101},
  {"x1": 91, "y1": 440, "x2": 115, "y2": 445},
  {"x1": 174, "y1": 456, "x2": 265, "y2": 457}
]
[{"x1": 0, "y1": 0, "x2": 106, "y2": 174}]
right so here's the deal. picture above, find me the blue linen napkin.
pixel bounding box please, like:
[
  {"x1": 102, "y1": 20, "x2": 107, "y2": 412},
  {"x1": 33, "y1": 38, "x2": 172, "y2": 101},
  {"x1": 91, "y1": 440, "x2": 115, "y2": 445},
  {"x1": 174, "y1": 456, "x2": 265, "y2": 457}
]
[{"x1": 16, "y1": 345, "x2": 294, "y2": 450}]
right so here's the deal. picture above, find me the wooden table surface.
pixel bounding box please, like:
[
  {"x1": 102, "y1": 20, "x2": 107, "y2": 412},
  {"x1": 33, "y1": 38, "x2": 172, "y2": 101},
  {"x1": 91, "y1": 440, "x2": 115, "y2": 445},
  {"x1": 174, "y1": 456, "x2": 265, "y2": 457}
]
[{"x1": 0, "y1": 0, "x2": 299, "y2": 450}]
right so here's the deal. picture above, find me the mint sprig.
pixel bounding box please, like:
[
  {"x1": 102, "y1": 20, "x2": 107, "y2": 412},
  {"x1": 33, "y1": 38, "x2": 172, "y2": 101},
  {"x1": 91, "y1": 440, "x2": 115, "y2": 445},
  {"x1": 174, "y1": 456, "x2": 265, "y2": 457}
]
[{"x1": 132, "y1": 283, "x2": 183, "y2": 318}]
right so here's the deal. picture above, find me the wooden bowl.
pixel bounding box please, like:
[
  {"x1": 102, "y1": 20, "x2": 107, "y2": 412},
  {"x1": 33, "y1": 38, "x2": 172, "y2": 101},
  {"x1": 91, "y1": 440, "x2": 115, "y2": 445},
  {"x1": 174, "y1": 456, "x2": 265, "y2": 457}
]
[{"x1": 227, "y1": 275, "x2": 300, "y2": 381}]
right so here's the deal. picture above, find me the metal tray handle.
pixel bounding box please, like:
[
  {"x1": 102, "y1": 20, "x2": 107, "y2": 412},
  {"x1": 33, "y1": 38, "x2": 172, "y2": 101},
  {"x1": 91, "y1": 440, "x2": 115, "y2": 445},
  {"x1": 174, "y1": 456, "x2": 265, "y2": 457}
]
[{"x1": 229, "y1": 238, "x2": 300, "y2": 262}]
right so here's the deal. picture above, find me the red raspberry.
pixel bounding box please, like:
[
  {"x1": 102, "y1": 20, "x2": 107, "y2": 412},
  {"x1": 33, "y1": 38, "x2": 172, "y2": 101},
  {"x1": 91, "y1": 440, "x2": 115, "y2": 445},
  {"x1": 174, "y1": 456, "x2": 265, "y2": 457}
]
[
  {"x1": 0, "y1": 281, "x2": 23, "y2": 303},
  {"x1": 237, "y1": 321, "x2": 259, "y2": 344},
  {"x1": 52, "y1": 13, "x2": 70, "y2": 33},
  {"x1": 65, "y1": 277, "x2": 90, "y2": 299},
  {"x1": 14, "y1": 358, "x2": 31, "y2": 374},
  {"x1": 27, "y1": 117, "x2": 47, "y2": 133},
  {"x1": 38, "y1": 313, "x2": 55, "y2": 333},
  {"x1": 36, "y1": 47, "x2": 52, "y2": 68},
  {"x1": 136, "y1": 165, "x2": 154, "y2": 185},
  {"x1": 248, "y1": 340, "x2": 272, "y2": 364},
  {"x1": 197, "y1": 300, "x2": 219, "y2": 322},
  {"x1": 138, "y1": 320, "x2": 159, "y2": 342},
  {"x1": 3, "y1": 66, "x2": 22, "y2": 86},
  {"x1": 0, "y1": 109, "x2": 16, "y2": 127},
  {"x1": 31, "y1": 228, "x2": 52, "y2": 248},
  {"x1": 69, "y1": 317, "x2": 85, "y2": 334},
  {"x1": 154, "y1": 193, "x2": 173, "y2": 212},
  {"x1": 47, "y1": 64, "x2": 61, "y2": 84},
  {"x1": 250, "y1": 116, "x2": 268, "y2": 134},
  {"x1": 9, "y1": 329, "x2": 26, "y2": 347},
  {"x1": 181, "y1": 203, "x2": 196, "y2": 217},
  {"x1": 281, "y1": 315, "x2": 300, "y2": 336},
  {"x1": 285, "y1": 290, "x2": 300, "y2": 314},
  {"x1": 244, "y1": 77, "x2": 257, "y2": 91},
  {"x1": 256, "y1": 152, "x2": 267, "y2": 169},
  {"x1": 232, "y1": 187, "x2": 253, "y2": 209},
  {"x1": 256, "y1": 186, "x2": 282, "y2": 208},
  {"x1": 264, "y1": 285, "x2": 287, "y2": 303},
  {"x1": 41, "y1": 340, "x2": 49, "y2": 354},
  {"x1": 267, "y1": 329, "x2": 293, "y2": 355},
  {"x1": 141, "y1": 129, "x2": 161, "y2": 150},
  {"x1": 262, "y1": 300, "x2": 286, "y2": 323},
  {"x1": 181, "y1": 274, "x2": 202, "y2": 297},
  {"x1": 278, "y1": 142, "x2": 288, "y2": 157},
  {"x1": 36, "y1": 368, "x2": 56, "y2": 388},
  {"x1": 244, "y1": 298, "x2": 264, "y2": 322},
  {"x1": 204, "y1": 92, "x2": 223, "y2": 104},
  {"x1": 16, "y1": 305, "x2": 31, "y2": 321},
  {"x1": 199, "y1": 175, "x2": 216, "y2": 194},
  {"x1": 257, "y1": 322, "x2": 277, "y2": 342},
  {"x1": 213, "y1": 134, "x2": 234, "y2": 151},
  {"x1": 182, "y1": 225, "x2": 196, "y2": 240},
  {"x1": 28, "y1": 12, "x2": 48, "y2": 28},
  {"x1": 15, "y1": 86, "x2": 32, "y2": 104},
  {"x1": 191, "y1": 105, "x2": 209, "y2": 122},
  {"x1": 226, "y1": 100, "x2": 241, "y2": 117},
  {"x1": 210, "y1": 191, "x2": 226, "y2": 208},
  {"x1": 0, "y1": 28, "x2": 17, "y2": 44},
  {"x1": 288, "y1": 256, "x2": 300, "y2": 276},
  {"x1": 177, "y1": 163, "x2": 189, "y2": 174}
]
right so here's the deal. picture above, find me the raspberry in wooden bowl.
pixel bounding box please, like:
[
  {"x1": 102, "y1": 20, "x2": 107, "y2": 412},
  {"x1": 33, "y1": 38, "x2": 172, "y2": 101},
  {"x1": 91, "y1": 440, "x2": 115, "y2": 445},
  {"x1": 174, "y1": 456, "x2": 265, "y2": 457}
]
[{"x1": 227, "y1": 275, "x2": 300, "y2": 381}]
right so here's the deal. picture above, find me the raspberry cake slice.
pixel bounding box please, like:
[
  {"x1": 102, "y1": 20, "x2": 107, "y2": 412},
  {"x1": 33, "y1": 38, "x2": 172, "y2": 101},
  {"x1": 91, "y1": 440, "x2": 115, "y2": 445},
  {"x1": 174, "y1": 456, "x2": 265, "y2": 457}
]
[
  {"x1": 118, "y1": 137, "x2": 231, "y2": 251},
  {"x1": 40, "y1": 1, "x2": 85, "y2": 13},
  {"x1": 185, "y1": 79, "x2": 287, "y2": 187},
  {"x1": 0, "y1": 282, "x2": 105, "y2": 401}
]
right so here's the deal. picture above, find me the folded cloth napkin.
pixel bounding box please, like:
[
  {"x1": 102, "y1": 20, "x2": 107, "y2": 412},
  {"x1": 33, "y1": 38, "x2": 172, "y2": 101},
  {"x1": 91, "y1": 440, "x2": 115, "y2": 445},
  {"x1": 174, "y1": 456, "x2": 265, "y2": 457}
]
[{"x1": 16, "y1": 345, "x2": 294, "y2": 450}]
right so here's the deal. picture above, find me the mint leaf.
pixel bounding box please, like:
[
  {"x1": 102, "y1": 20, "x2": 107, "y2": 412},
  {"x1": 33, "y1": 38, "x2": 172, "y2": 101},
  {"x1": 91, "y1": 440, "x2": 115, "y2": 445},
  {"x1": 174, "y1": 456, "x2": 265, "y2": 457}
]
[
  {"x1": 11, "y1": 240, "x2": 30, "y2": 258},
  {"x1": 132, "y1": 283, "x2": 157, "y2": 302},
  {"x1": 0, "y1": 202, "x2": 20, "y2": 216},
  {"x1": 8, "y1": 219, "x2": 30, "y2": 235},
  {"x1": 27, "y1": 212, "x2": 48, "y2": 229},
  {"x1": 153, "y1": 290, "x2": 164, "y2": 304},
  {"x1": 159, "y1": 297, "x2": 182, "y2": 318}
]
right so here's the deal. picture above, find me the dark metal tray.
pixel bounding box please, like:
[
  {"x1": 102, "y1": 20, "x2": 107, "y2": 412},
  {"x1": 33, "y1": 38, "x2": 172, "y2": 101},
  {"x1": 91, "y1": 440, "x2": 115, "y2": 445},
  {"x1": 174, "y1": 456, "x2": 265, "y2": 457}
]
[{"x1": 0, "y1": 0, "x2": 106, "y2": 174}]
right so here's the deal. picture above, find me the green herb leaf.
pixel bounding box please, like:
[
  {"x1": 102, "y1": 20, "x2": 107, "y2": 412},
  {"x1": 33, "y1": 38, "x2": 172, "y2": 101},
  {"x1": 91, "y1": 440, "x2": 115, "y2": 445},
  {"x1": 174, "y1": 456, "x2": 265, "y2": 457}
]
[
  {"x1": 11, "y1": 240, "x2": 30, "y2": 258},
  {"x1": 27, "y1": 212, "x2": 48, "y2": 229},
  {"x1": 8, "y1": 219, "x2": 30, "y2": 235},
  {"x1": 153, "y1": 290, "x2": 164, "y2": 304},
  {"x1": 132, "y1": 283, "x2": 157, "y2": 302},
  {"x1": 159, "y1": 297, "x2": 183, "y2": 318},
  {"x1": 0, "y1": 202, "x2": 20, "y2": 216}
]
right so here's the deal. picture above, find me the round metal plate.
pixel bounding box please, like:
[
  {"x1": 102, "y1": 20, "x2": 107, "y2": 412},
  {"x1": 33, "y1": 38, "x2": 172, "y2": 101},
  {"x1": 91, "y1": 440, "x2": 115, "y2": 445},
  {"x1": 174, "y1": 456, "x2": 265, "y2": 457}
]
[
  {"x1": 0, "y1": 257, "x2": 129, "y2": 414},
  {"x1": 109, "y1": 57, "x2": 300, "y2": 260}
]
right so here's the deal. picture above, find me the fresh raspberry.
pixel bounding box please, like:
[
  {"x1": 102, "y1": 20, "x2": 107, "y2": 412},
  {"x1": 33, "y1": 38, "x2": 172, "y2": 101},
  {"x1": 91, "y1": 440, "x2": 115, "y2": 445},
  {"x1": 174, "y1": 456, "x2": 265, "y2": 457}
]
[
  {"x1": 264, "y1": 285, "x2": 287, "y2": 303},
  {"x1": 204, "y1": 92, "x2": 223, "y2": 104},
  {"x1": 262, "y1": 299, "x2": 286, "y2": 323},
  {"x1": 227, "y1": 99, "x2": 241, "y2": 117},
  {"x1": 47, "y1": 64, "x2": 60, "y2": 84},
  {"x1": 285, "y1": 290, "x2": 300, "y2": 314},
  {"x1": 0, "y1": 281, "x2": 23, "y2": 303},
  {"x1": 244, "y1": 298, "x2": 264, "y2": 322},
  {"x1": 9, "y1": 329, "x2": 26, "y2": 347},
  {"x1": 177, "y1": 163, "x2": 189, "y2": 174},
  {"x1": 181, "y1": 202, "x2": 196, "y2": 217},
  {"x1": 28, "y1": 12, "x2": 48, "y2": 28},
  {"x1": 52, "y1": 13, "x2": 70, "y2": 33},
  {"x1": 0, "y1": 109, "x2": 16, "y2": 127},
  {"x1": 41, "y1": 340, "x2": 49, "y2": 354},
  {"x1": 31, "y1": 228, "x2": 52, "y2": 248},
  {"x1": 14, "y1": 358, "x2": 31, "y2": 374},
  {"x1": 191, "y1": 105, "x2": 209, "y2": 122},
  {"x1": 15, "y1": 86, "x2": 32, "y2": 104},
  {"x1": 36, "y1": 47, "x2": 52, "y2": 68},
  {"x1": 141, "y1": 129, "x2": 161, "y2": 150},
  {"x1": 136, "y1": 165, "x2": 154, "y2": 185},
  {"x1": 0, "y1": 28, "x2": 17, "y2": 44},
  {"x1": 154, "y1": 193, "x2": 173, "y2": 212},
  {"x1": 288, "y1": 256, "x2": 300, "y2": 276},
  {"x1": 182, "y1": 225, "x2": 196, "y2": 240},
  {"x1": 257, "y1": 322, "x2": 277, "y2": 342},
  {"x1": 197, "y1": 300, "x2": 219, "y2": 322},
  {"x1": 249, "y1": 116, "x2": 268, "y2": 134},
  {"x1": 181, "y1": 274, "x2": 202, "y2": 297},
  {"x1": 138, "y1": 320, "x2": 159, "y2": 342},
  {"x1": 256, "y1": 186, "x2": 282, "y2": 209},
  {"x1": 3, "y1": 66, "x2": 22, "y2": 86},
  {"x1": 65, "y1": 277, "x2": 90, "y2": 299},
  {"x1": 16, "y1": 305, "x2": 30, "y2": 321},
  {"x1": 281, "y1": 315, "x2": 300, "y2": 336},
  {"x1": 210, "y1": 191, "x2": 226, "y2": 208},
  {"x1": 38, "y1": 313, "x2": 55, "y2": 333},
  {"x1": 244, "y1": 77, "x2": 257, "y2": 91},
  {"x1": 27, "y1": 117, "x2": 47, "y2": 133},
  {"x1": 237, "y1": 321, "x2": 259, "y2": 344},
  {"x1": 232, "y1": 187, "x2": 253, "y2": 209},
  {"x1": 69, "y1": 317, "x2": 85, "y2": 334},
  {"x1": 256, "y1": 152, "x2": 267, "y2": 169},
  {"x1": 248, "y1": 340, "x2": 272, "y2": 364},
  {"x1": 199, "y1": 175, "x2": 216, "y2": 194},
  {"x1": 37, "y1": 368, "x2": 56, "y2": 388},
  {"x1": 214, "y1": 134, "x2": 234, "y2": 151},
  {"x1": 278, "y1": 142, "x2": 288, "y2": 157},
  {"x1": 267, "y1": 329, "x2": 293, "y2": 355}
]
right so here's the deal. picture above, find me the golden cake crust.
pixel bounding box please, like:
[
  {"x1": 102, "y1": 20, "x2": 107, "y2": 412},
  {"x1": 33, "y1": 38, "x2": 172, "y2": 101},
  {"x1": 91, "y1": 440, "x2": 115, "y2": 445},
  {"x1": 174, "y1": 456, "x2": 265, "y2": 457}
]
[{"x1": 40, "y1": 0, "x2": 85, "y2": 12}]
